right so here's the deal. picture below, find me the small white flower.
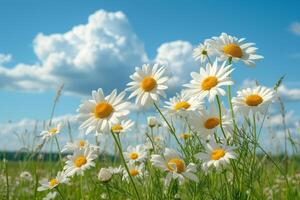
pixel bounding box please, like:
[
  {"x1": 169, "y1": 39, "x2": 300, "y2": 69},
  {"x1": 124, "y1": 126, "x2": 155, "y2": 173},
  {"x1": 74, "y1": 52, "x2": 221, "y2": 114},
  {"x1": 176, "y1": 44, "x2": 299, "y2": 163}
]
[
  {"x1": 98, "y1": 168, "x2": 113, "y2": 183},
  {"x1": 124, "y1": 145, "x2": 147, "y2": 163},
  {"x1": 64, "y1": 148, "x2": 98, "y2": 177},
  {"x1": 42, "y1": 192, "x2": 57, "y2": 200},
  {"x1": 193, "y1": 40, "x2": 211, "y2": 64},
  {"x1": 61, "y1": 139, "x2": 98, "y2": 152},
  {"x1": 184, "y1": 59, "x2": 234, "y2": 102},
  {"x1": 122, "y1": 163, "x2": 145, "y2": 181},
  {"x1": 77, "y1": 89, "x2": 130, "y2": 135},
  {"x1": 111, "y1": 119, "x2": 134, "y2": 134},
  {"x1": 147, "y1": 116, "x2": 158, "y2": 128},
  {"x1": 206, "y1": 32, "x2": 263, "y2": 66},
  {"x1": 232, "y1": 86, "x2": 275, "y2": 116},
  {"x1": 40, "y1": 122, "x2": 63, "y2": 140},
  {"x1": 127, "y1": 63, "x2": 168, "y2": 107},
  {"x1": 37, "y1": 171, "x2": 69, "y2": 191},
  {"x1": 164, "y1": 92, "x2": 204, "y2": 117},
  {"x1": 195, "y1": 139, "x2": 237, "y2": 172},
  {"x1": 20, "y1": 171, "x2": 33, "y2": 181},
  {"x1": 151, "y1": 148, "x2": 199, "y2": 186},
  {"x1": 108, "y1": 165, "x2": 123, "y2": 175}
]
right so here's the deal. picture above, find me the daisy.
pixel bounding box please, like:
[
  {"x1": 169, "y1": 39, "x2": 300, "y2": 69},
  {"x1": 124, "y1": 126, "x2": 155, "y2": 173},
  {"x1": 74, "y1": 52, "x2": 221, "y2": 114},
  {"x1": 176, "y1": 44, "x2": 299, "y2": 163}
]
[
  {"x1": 147, "y1": 116, "x2": 158, "y2": 128},
  {"x1": 195, "y1": 139, "x2": 237, "y2": 171},
  {"x1": 64, "y1": 147, "x2": 98, "y2": 176},
  {"x1": 122, "y1": 163, "x2": 145, "y2": 181},
  {"x1": 207, "y1": 32, "x2": 263, "y2": 66},
  {"x1": 20, "y1": 171, "x2": 33, "y2": 181},
  {"x1": 151, "y1": 148, "x2": 199, "y2": 186},
  {"x1": 61, "y1": 139, "x2": 98, "y2": 152},
  {"x1": 232, "y1": 86, "x2": 275, "y2": 116},
  {"x1": 40, "y1": 122, "x2": 63, "y2": 140},
  {"x1": 164, "y1": 92, "x2": 204, "y2": 117},
  {"x1": 179, "y1": 133, "x2": 192, "y2": 140},
  {"x1": 37, "y1": 171, "x2": 69, "y2": 191},
  {"x1": 111, "y1": 119, "x2": 134, "y2": 134},
  {"x1": 193, "y1": 40, "x2": 211, "y2": 64},
  {"x1": 184, "y1": 59, "x2": 234, "y2": 102},
  {"x1": 189, "y1": 104, "x2": 233, "y2": 138},
  {"x1": 108, "y1": 165, "x2": 124, "y2": 175},
  {"x1": 98, "y1": 168, "x2": 113, "y2": 183},
  {"x1": 77, "y1": 89, "x2": 130, "y2": 135},
  {"x1": 123, "y1": 145, "x2": 147, "y2": 163},
  {"x1": 42, "y1": 192, "x2": 57, "y2": 200},
  {"x1": 127, "y1": 63, "x2": 168, "y2": 107}
]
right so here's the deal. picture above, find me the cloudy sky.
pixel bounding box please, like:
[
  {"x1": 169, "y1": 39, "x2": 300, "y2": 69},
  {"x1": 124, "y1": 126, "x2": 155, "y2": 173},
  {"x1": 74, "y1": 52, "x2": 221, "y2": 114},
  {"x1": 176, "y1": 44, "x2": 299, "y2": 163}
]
[{"x1": 0, "y1": 0, "x2": 300, "y2": 151}]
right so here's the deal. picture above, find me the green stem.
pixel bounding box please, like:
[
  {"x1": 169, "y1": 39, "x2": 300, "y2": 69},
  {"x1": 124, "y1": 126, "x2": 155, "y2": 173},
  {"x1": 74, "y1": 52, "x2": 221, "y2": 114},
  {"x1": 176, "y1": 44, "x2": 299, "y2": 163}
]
[
  {"x1": 4, "y1": 159, "x2": 9, "y2": 199},
  {"x1": 54, "y1": 135, "x2": 64, "y2": 169},
  {"x1": 111, "y1": 131, "x2": 141, "y2": 200},
  {"x1": 80, "y1": 175, "x2": 84, "y2": 199},
  {"x1": 216, "y1": 95, "x2": 227, "y2": 141},
  {"x1": 105, "y1": 184, "x2": 112, "y2": 200},
  {"x1": 56, "y1": 187, "x2": 65, "y2": 200}
]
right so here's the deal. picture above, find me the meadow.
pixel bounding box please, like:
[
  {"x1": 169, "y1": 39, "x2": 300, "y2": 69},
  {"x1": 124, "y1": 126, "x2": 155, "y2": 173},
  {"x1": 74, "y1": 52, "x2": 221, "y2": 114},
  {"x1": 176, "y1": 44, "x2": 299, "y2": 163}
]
[{"x1": 1, "y1": 33, "x2": 300, "y2": 200}]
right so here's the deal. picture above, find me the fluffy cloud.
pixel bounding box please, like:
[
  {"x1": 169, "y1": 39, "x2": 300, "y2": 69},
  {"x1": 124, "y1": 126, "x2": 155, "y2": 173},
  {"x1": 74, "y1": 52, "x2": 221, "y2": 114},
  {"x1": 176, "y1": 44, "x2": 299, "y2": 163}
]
[
  {"x1": 155, "y1": 40, "x2": 196, "y2": 91},
  {"x1": 278, "y1": 85, "x2": 300, "y2": 101},
  {"x1": 290, "y1": 22, "x2": 300, "y2": 36},
  {"x1": 0, "y1": 53, "x2": 12, "y2": 64},
  {"x1": 0, "y1": 10, "x2": 148, "y2": 95}
]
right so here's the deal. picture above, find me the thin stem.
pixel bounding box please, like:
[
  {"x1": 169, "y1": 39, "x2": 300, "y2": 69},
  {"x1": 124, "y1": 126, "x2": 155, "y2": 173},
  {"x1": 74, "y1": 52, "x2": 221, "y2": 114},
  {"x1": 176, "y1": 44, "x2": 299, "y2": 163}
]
[
  {"x1": 4, "y1": 159, "x2": 9, "y2": 199},
  {"x1": 80, "y1": 175, "x2": 84, "y2": 199},
  {"x1": 216, "y1": 95, "x2": 227, "y2": 141},
  {"x1": 111, "y1": 131, "x2": 141, "y2": 200},
  {"x1": 56, "y1": 187, "x2": 65, "y2": 200},
  {"x1": 105, "y1": 184, "x2": 112, "y2": 200},
  {"x1": 54, "y1": 135, "x2": 64, "y2": 169},
  {"x1": 153, "y1": 103, "x2": 188, "y2": 159}
]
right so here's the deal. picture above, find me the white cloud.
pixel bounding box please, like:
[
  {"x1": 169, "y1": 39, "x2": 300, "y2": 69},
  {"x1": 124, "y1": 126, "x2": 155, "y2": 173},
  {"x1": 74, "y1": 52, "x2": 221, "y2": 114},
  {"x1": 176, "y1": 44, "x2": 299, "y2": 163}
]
[
  {"x1": 0, "y1": 10, "x2": 148, "y2": 95},
  {"x1": 0, "y1": 53, "x2": 12, "y2": 64},
  {"x1": 155, "y1": 40, "x2": 196, "y2": 91},
  {"x1": 265, "y1": 110, "x2": 298, "y2": 127},
  {"x1": 278, "y1": 85, "x2": 300, "y2": 101},
  {"x1": 290, "y1": 22, "x2": 300, "y2": 36}
]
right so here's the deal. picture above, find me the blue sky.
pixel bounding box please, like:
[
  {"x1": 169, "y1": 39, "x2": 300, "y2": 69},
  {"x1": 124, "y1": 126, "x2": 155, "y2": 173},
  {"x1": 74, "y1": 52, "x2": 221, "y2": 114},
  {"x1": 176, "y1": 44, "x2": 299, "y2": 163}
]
[{"x1": 0, "y1": 0, "x2": 300, "y2": 151}]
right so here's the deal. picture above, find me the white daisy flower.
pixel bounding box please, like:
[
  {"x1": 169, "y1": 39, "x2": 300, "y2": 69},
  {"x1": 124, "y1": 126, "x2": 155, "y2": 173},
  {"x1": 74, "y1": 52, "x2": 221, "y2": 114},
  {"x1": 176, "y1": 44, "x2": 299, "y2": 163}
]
[
  {"x1": 108, "y1": 165, "x2": 123, "y2": 175},
  {"x1": 232, "y1": 86, "x2": 275, "y2": 116},
  {"x1": 151, "y1": 148, "x2": 199, "y2": 186},
  {"x1": 127, "y1": 63, "x2": 168, "y2": 107},
  {"x1": 184, "y1": 59, "x2": 234, "y2": 102},
  {"x1": 189, "y1": 104, "x2": 233, "y2": 138},
  {"x1": 195, "y1": 139, "x2": 237, "y2": 171},
  {"x1": 193, "y1": 40, "x2": 211, "y2": 64},
  {"x1": 42, "y1": 192, "x2": 57, "y2": 200},
  {"x1": 61, "y1": 139, "x2": 98, "y2": 152},
  {"x1": 179, "y1": 133, "x2": 192, "y2": 140},
  {"x1": 111, "y1": 119, "x2": 134, "y2": 134},
  {"x1": 40, "y1": 122, "x2": 63, "y2": 140},
  {"x1": 147, "y1": 116, "x2": 158, "y2": 128},
  {"x1": 207, "y1": 32, "x2": 263, "y2": 66},
  {"x1": 98, "y1": 168, "x2": 113, "y2": 183},
  {"x1": 63, "y1": 148, "x2": 98, "y2": 177},
  {"x1": 37, "y1": 171, "x2": 69, "y2": 191},
  {"x1": 20, "y1": 171, "x2": 33, "y2": 181},
  {"x1": 164, "y1": 92, "x2": 204, "y2": 117},
  {"x1": 77, "y1": 89, "x2": 130, "y2": 135},
  {"x1": 123, "y1": 145, "x2": 147, "y2": 163},
  {"x1": 122, "y1": 163, "x2": 145, "y2": 181}
]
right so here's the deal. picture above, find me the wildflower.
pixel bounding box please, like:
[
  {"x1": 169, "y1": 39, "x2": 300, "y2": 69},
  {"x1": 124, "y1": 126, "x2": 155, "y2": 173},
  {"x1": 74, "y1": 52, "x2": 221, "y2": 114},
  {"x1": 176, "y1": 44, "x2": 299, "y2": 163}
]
[
  {"x1": 195, "y1": 139, "x2": 236, "y2": 171},
  {"x1": 111, "y1": 119, "x2": 134, "y2": 134},
  {"x1": 207, "y1": 32, "x2": 263, "y2": 66},
  {"x1": 98, "y1": 168, "x2": 113, "y2": 183},
  {"x1": 42, "y1": 192, "x2": 57, "y2": 200},
  {"x1": 127, "y1": 63, "x2": 168, "y2": 107},
  {"x1": 20, "y1": 171, "x2": 33, "y2": 181},
  {"x1": 77, "y1": 89, "x2": 130, "y2": 134},
  {"x1": 40, "y1": 122, "x2": 63, "y2": 140},
  {"x1": 147, "y1": 116, "x2": 158, "y2": 128},
  {"x1": 124, "y1": 145, "x2": 147, "y2": 163},
  {"x1": 184, "y1": 59, "x2": 234, "y2": 102},
  {"x1": 37, "y1": 171, "x2": 69, "y2": 191},
  {"x1": 151, "y1": 148, "x2": 199, "y2": 186},
  {"x1": 232, "y1": 86, "x2": 275, "y2": 116},
  {"x1": 164, "y1": 92, "x2": 204, "y2": 117},
  {"x1": 61, "y1": 139, "x2": 98, "y2": 152},
  {"x1": 193, "y1": 40, "x2": 211, "y2": 64},
  {"x1": 189, "y1": 104, "x2": 232, "y2": 138},
  {"x1": 179, "y1": 133, "x2": 192, "y2": 140},
  {"x1": 122, "y1": 163, "x2": 145, "y2": 181},
  {"x1": 64, "y1": 148, "x2": 98, "y2": 176}
]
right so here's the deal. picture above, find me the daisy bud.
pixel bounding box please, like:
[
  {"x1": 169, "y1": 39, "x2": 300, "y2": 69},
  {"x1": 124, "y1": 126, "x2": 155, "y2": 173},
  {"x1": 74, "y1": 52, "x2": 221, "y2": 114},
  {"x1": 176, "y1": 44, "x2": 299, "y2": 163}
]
[
  {"x1": 98, "y1": 168, "x2": 112, "y2": 183},
  {"x1": 147, "y1": 116, "x2": 157, "y2": 128}
]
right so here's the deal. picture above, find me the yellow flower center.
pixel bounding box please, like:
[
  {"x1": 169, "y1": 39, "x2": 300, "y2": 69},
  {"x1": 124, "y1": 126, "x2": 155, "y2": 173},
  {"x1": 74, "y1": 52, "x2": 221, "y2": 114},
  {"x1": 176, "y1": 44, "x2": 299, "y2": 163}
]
[
  {"x1": 245, "y1": 94, "x2": 263, "y2": 106},
  {"x1": 201, "y1": 76, "x2": 218, "y2": 91},
  {"x1": 180, "y1": 133, "x2": 191, "y2": 140},
  {"x1": 49, "y1": 178, "x2": 59, "y2": 187},
  {"x1": 140, "y1": 77, "x2": 157, "y2": 92},
  {"x1": 223, "y1": 43, "x2": 243, "y2": 58},
  {"x1": 94, "y1": 102, "x2": 113, "y2": 119},
  {"x1": 49, "y1": 128, "x2": 58, "y2": 135},
  {"x1": 74, "y1": 156, "x2": 87, "y2": 168},
  {"x1": 111, "y1": 124, "x2": 123, "y2": 133},
  {"x1": 167, "y1": 158, "x2": 185, "y2": 173},
  {"x1": 204, "y1": 117, "x2": 220, "y2": 129},
  {"x1": 129, "y1": 152, "x2": 139, "y2": 160},
  {"x1": 129, "y1": 169, "x2": 139, "y2": 176},
  {"x1": 174, "y1": 101, "x2": 191, "y2": 111},
  {"x1": 79, "y1": 140, "x2": 86, "y2": 147},
  {"x1": 211, "y1": 149, "x2": 226, "y2": 160}
]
